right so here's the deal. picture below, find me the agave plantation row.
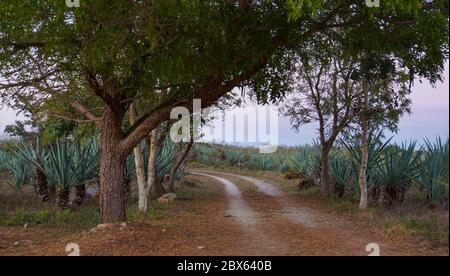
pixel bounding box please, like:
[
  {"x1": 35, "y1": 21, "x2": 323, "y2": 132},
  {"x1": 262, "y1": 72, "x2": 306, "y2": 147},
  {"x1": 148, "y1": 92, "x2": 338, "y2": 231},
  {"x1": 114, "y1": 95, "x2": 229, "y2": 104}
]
[
  {"x1": 194, "y1": 135, "x2": 449, "y2": 208},
  {"x1": 0, "y1": 137, "x2": 189, "y2": 209}
]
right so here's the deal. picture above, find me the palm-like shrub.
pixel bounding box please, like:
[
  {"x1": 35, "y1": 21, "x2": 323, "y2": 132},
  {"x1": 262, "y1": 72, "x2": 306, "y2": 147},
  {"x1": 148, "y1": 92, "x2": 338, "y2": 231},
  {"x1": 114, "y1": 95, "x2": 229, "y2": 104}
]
[
  {"x1": 12, "y1": 139, "x2": 51, "y2": 201},
  {"x1": 249, "y1": 154, "x2": 275, "y2": 171},
  {"x1": 417, "y1": 138, "x2": 449, "y2": 205},
  {"x1": 14, "y1": 139, "x2": 100, "y2": 208},
  {"x1": 0, "y1": 150, "x2": 8, "y2": 172},
  {"x1": 193, "y1": 144, "x2": 221, "y2": 166},
  {"x1": 340, "y1": 132, "x2": 392, "y2": 199},
  {"x1": 378, "y1": 142, "x2": 421, "y2": 203},
  {"x1": 5, "y1": 155, "x2": 31, "y2": 191},
  {"x1": 223, "y1": 147, "x2": 247, "y2": 168},
  {"x1": 329, "y1": 150, "x2": 357, "y2": 196},
  {"x1": 288, "y1": 145, "x2": 321, "y2": 180}
]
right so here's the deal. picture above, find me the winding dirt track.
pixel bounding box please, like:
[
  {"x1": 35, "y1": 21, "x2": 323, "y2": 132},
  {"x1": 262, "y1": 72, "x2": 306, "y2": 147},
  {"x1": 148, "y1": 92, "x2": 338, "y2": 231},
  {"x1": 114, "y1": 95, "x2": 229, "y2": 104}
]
[
  {"x1": 191, "y1": 170, "x2": 394, "y2": 256},
  {"x1": 1, "y1": 169, "x2": 445, "y2": 256}
]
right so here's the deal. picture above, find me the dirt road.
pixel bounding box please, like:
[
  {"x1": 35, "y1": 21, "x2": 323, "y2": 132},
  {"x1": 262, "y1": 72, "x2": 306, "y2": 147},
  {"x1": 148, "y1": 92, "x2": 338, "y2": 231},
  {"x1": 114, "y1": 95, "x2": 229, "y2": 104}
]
[
  {"x1": 191, "y1": 171, "x2": 387, "y2": 256},
  {"x1": 0, "y1": 170, "x2": 445, "y2": 256}
]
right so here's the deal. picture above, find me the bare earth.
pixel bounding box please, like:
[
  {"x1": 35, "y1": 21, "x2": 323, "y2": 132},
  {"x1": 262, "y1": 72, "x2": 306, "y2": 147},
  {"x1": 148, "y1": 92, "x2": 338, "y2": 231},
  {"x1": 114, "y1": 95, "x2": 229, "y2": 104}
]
[{"x1": 0, "y1": 170, "x2": 447, "y2": 256}]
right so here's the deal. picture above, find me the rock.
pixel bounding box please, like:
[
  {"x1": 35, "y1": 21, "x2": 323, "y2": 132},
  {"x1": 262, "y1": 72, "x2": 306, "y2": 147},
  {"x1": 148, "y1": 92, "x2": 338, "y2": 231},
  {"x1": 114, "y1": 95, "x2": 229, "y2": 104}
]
[
  {"x1": 157, "y1": 193, "x2": 177, "y2": 204},
  {"x1": 14, "y1": 240, "x2": 33, "y2": 246},
  {"x1": 91, "y1": 223, "x2": 130, "y2": 233}
]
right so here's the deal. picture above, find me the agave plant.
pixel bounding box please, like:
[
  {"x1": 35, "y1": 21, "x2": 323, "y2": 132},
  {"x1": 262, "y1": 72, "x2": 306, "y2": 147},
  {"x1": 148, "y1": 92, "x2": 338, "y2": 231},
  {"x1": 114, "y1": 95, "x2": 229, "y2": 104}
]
[
  {"x1": 288, "y1": 145, "x2": 321, "y2": 180},
  {"x1": 70, "y1": 139, "x2": 100, "y2": 206},
  {"x1": 4, "y1": 154, "x2": 31, "y2": 191},
  {"x1": 31, "y1": 139, "x2": 101, "y2": 208},
  {"x1": 329, "y1": 149, "x2": 357, "y2": 197},
  {"x1": 12, "y1": 138, "x2": 51, "y2": 201},
  {"x1": 156, "y1": 138, "x2": 178, "y2": 178},
  {"x1": 417, "y1": 138, "x2": 449, "y2": 205},
  {"x1": 0, "y1": 150, "x2": 7, "y2": 172},
  {"x1": 224, "y1": 148, "x2": 248, "y2": 168},
  {"x1": 378, "y1": 141, "x2": 421, "y2": 204},
  {"x1": 248, "y1": 154, "x2": 275, "y2": 171},
  {"x1": 340, "y1": 131, "x2": 392, "y2": 199}
]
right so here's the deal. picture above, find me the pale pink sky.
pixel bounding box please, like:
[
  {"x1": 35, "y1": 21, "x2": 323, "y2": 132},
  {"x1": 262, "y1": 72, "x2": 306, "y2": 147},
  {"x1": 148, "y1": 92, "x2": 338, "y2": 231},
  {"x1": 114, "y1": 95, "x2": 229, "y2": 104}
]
[{"x1": 1, "y1": 64, "x2": 449, "y2": 144}]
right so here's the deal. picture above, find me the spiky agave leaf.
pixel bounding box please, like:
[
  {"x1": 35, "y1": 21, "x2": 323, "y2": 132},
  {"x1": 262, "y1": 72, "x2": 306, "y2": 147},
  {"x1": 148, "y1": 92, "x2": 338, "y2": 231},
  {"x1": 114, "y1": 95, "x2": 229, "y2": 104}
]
[
  {"x1": 249, "y1": 154, "x2": 275, "y2": 171},
  {"x1": 341, "y1": 131, "x2": 392, "y2": 193},
  {"x1": 71, "y1": 139, "x2": 100, "y2": 186},
  {"x1": 288, "y1": 145, "x2": 321, "y2": 179},
  {"x1": 0, "y1": 149, "x2": 8, "y2": 172},
  {"x1": 329, "y1": 149, "x2": 358, "y2": 195},
  {"x1": 378, "y1": 141, "x2": 421, "y2": 202},
  {"x1": 42, "y1": 139, "x2": 99, "y2": 188},
  {"x1": 4, "y1": 155, "x2": 30, "y2": 190},
  {"x1": 417, "y1": 137, "x2": 449, "y2": 204}
]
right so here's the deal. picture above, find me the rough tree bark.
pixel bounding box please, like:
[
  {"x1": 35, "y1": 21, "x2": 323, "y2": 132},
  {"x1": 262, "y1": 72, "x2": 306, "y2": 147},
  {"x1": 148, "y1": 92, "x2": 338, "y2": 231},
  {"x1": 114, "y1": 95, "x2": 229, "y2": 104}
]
[
  {"x1": 167, "y1": 141, "x2": 193, "y2": 193},
  {"x1": 34, "y1": 168, "x2": 50, "y2": 202},
  {"x1": 56, "y1": 187, "x2": 70, "y2": 209},
  {"x1": 72, "y1": 184, "x2": 86, "y2": 207},
  {"x1": 99, "y1": 106, "x2": 127, "y2": 223},
  {"x1": 129, "y1": 103, "x2": 150, "y2": 211},
  {"x1": 358, "y1": 78, "x2": 370, "y2": 211},
  {"x1": 147, "y1": 127, "x2": 165, "y2": 197},
  {"x1": 320, "y1": 144, "x2": 333, "y2": 196}
]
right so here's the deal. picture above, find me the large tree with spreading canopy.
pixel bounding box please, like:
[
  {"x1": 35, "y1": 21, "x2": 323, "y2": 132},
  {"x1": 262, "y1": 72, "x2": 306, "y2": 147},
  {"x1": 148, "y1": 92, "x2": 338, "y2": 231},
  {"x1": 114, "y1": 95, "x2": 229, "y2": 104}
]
[{"x1": 1, "y1": 0, "x2": 448, "y2": 223}]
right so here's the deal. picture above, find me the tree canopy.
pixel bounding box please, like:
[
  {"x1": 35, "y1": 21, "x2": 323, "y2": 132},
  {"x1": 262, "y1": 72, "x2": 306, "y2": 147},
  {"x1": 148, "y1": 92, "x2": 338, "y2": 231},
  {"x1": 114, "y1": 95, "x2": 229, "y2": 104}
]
[{"x1": 1, "y1": 0, "x2": 448, "y2": 223}]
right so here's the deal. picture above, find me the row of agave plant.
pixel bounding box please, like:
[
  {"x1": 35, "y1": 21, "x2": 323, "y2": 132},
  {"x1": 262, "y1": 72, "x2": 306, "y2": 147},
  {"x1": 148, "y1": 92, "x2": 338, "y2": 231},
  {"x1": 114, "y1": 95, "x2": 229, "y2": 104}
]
[
  {"x1": 0, "y1": 137, "x2": 188, "y2": 209},
  {"x1": 193, "y1": 136, "x2": 449, "y2": 207},
  {"x1": 0, "y1": 139, "x2": 100, "y2": 209}
]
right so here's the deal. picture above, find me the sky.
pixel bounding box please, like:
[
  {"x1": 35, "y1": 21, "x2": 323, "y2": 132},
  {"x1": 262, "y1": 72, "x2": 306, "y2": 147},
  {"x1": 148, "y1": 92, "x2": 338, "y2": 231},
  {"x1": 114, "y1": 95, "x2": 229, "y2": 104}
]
[{"x1": 1, "y1": 64, "x2": 448, "y2": 145}]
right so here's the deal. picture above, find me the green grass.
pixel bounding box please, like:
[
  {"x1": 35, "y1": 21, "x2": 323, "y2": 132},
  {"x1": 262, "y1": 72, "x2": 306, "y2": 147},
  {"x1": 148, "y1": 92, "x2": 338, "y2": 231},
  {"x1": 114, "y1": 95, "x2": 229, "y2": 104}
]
[{"x1": 0, "y1": 203, "x2": 100, "y2": 230}]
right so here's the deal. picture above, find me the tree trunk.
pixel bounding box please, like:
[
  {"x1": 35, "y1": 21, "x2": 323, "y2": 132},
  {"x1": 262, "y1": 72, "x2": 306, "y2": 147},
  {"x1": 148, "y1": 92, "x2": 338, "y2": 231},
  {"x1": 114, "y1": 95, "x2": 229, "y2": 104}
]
[
  {"x1": 320, "y1": 145, "x2": 332, "y2": 197},
  {"x1": 48, "y1": 185, "x2": 56, "y2": 201},
  {"x1": 99, "y1": 107, "x2": 127, "y2": 223},
  {"x1": 148, "y1": 127, "x2": 166, "y2": 197},
  {"x1": 72, "y1": 184, "x2": 86, "y2": 207},
  {"x1": 34, "y1": 167, "x2": 50, "y2": 202},
  {"x1": 358, "y1": 78, "x2": 370, "y2": 211},
  {"x1": 56, "y1": 187, "x2": 70, "y2": 209},
  {"x1": 129, "y1": 103, "x2": 150, "y2": 211},
  {"x1": 167, "y1": 141, "x2": 193, "y2": 193},
  {"x1": 385, "y1": 186, "x2": 407, "y2": 204}
]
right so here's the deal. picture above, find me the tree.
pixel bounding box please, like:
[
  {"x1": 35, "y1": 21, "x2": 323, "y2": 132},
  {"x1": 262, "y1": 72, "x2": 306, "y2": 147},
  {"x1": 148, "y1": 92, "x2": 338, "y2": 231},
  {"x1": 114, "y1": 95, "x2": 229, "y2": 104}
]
[
  {"x1": 2, "y1": 1, "x2": 446, "y2": 223},
  {"x1": 282, "y1": 42, "x2": 360, "y2": 197},
  {"x1": 355, "y1": 57, "x2": 412, "y2": 210}
]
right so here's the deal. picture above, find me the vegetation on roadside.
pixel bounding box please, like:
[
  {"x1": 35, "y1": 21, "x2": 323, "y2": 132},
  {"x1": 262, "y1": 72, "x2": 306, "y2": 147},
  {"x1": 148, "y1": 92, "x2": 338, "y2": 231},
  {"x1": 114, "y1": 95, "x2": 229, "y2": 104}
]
[{"x1": 193, "y1": 137, "x2": 450, "y2": 208}]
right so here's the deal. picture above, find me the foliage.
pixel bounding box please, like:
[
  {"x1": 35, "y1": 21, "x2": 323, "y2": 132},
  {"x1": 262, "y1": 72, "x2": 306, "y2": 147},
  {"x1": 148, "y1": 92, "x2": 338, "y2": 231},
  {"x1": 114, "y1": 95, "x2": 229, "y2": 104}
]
[
  {"x1": 417, "y1": 138, "x2": 449, "y2": 204},
  {"x1": 378, "y1": 142, "x2": 421, "y2": 202},
  {"x1": 329, "y1": 149, "x2": 358, "y2": 195},
  {"x1": 338, "y1": 131, "x2": 393, "y2": 195},
  {"x1": 249, "y1": 154, "x2": 276, "y2": 171},
  {"x1": 288, "y1": 145, "x2": 321, "y2": 179},
  {"x1": 223, "y1": 147, "x2": 248, "y2": 168},
  {"x1": 4, "y1": 154, "x2": 31, "y2": 191},
  {"x1": 12, "y1": 139, "x2": 100, "y2": 189}
]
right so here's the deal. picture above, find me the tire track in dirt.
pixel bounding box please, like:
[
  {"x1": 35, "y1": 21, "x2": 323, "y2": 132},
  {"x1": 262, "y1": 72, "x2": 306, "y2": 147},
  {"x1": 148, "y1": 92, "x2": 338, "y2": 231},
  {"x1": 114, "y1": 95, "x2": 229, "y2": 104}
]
[
  {"x1": 194, "y1": 170, "x2": 397, "y2": 256},
  {"x1": 190, "y1": 172, "x2": 290, "y2": 255}
]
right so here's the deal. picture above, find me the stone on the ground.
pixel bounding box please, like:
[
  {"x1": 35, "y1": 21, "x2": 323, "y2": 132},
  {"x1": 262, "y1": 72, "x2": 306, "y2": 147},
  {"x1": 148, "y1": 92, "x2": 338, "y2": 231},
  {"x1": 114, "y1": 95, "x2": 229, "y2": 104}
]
[{"x1": 157, "y1": 193, "x2": 177, "y2": 204}]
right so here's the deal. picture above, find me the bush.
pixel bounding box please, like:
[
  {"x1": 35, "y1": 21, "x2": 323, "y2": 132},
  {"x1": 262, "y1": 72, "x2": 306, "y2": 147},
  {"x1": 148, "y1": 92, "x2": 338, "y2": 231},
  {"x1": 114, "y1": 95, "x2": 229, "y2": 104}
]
[{"x1": 417, "y1": 138, "x2": 449, "y2": 205}]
